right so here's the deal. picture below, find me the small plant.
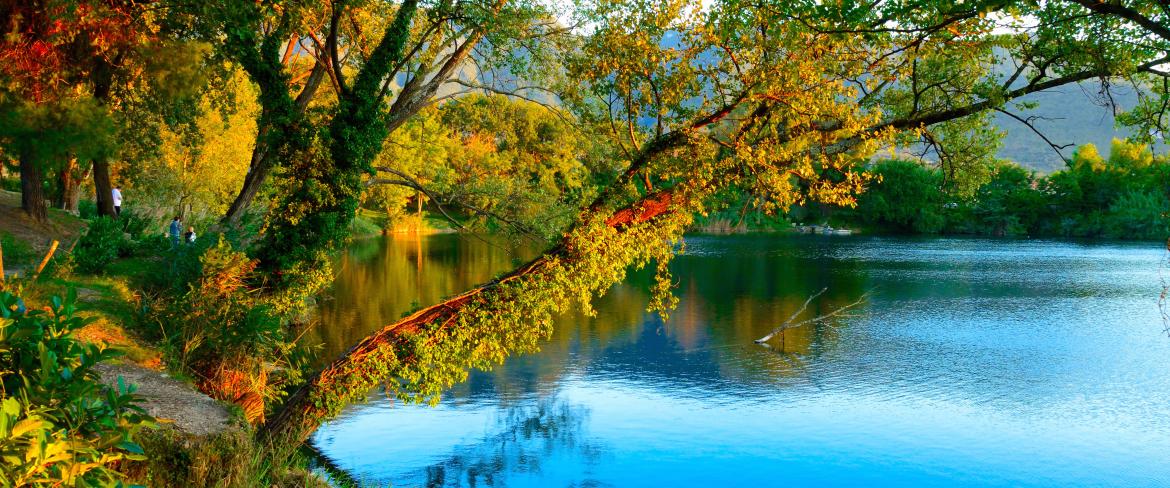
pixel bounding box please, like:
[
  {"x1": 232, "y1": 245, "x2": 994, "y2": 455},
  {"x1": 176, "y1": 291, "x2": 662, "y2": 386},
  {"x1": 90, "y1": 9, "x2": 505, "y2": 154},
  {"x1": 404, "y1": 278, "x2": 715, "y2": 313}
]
[
  {"x1": 74, "y1": 217, "x2": 127, "y2": 274},
  {"x1": 0, "y1": 290, "x2": 155, "y2": 486}
]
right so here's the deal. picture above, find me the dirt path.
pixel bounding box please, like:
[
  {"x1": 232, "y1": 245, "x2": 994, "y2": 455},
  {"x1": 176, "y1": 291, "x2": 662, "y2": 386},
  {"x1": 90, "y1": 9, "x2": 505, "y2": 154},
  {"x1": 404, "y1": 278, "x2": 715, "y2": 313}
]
[
  {"x1": 97, "y1": 363, "x2": 232, "y2": 437},
  {"x1": 0, "y1": 190, "x2": 85, "y2": 260}
]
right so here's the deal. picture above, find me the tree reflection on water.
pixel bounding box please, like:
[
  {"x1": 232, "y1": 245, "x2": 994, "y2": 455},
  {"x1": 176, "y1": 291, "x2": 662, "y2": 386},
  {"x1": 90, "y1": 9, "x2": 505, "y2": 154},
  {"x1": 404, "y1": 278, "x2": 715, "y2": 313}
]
[{"x1": 420, "y1": 398, "x2": 602, "y2": 488}]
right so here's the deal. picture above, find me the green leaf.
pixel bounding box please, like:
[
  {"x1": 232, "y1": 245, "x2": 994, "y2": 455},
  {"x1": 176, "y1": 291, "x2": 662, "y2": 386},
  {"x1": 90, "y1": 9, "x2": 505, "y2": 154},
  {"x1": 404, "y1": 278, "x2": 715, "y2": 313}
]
[{"x1": 116, "y1": 441, "x2": 145, "y2": 455}]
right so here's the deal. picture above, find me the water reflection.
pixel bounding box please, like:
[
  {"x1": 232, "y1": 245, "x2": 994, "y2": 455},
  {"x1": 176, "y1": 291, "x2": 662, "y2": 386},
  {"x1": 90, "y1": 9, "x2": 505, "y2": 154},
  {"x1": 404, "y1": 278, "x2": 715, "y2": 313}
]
[
  {"x1": 309, "y1": 234, "x2": 541, "y2": 362},
  {"x1": 312, "y1": 234, "x2": 1170, "y2": 487},
  {"x1": 421, "y1": 397, "x2": 601, "y2": 488}
]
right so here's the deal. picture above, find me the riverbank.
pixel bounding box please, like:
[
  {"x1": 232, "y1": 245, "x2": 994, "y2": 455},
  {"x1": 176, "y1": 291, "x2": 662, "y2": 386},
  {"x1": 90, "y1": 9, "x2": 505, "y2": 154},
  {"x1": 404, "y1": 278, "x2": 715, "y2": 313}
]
[{"x1": 0, "y1": 195, "x2": 332, "y2": 487}]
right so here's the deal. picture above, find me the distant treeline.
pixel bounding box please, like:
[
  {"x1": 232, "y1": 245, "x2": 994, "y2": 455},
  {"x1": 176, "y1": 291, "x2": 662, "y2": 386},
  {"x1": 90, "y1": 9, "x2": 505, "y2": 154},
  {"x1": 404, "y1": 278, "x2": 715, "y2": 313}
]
[{"x1": 702, "y1": 139, "x2": 1170, "y2": 240}]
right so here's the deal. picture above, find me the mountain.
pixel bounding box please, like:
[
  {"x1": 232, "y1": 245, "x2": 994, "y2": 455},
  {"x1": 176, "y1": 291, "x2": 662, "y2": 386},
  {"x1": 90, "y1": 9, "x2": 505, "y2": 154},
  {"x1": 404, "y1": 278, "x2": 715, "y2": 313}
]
[{"x1": 991, "y1": 81, "x2": 1145, "y2": 173}]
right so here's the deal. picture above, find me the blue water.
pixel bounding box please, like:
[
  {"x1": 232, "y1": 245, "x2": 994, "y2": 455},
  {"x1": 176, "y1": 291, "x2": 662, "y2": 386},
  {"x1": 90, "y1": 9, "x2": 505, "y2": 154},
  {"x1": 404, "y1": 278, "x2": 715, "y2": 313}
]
[{"x1": 312, "y1": 235, "x2": 1170, "y2": 486}]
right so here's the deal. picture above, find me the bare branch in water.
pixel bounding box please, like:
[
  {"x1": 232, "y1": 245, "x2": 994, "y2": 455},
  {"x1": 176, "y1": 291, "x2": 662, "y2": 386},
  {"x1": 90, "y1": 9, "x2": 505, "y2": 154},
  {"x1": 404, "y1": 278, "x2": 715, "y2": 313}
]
[
  {"x1": 1160, "y1": 238, "x2": 1170, "y2": 336},
  {"x1": 754, "y1": 288, "x2": 870, "y2": 344}
]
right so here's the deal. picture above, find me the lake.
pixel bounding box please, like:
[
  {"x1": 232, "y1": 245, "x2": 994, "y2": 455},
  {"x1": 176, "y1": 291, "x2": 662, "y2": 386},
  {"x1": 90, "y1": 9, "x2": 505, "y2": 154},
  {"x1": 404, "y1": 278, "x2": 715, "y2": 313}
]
[{"x1": 309, "y1": 234, "x2": 1170, "y2": 487}]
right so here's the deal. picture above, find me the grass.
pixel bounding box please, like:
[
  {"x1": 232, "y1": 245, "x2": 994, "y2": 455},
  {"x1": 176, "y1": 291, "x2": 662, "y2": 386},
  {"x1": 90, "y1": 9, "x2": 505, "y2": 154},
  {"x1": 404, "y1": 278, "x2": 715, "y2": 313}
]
[
  {"x1": 1, "y1": 193, "x2": 169, "y2": 370},
  {"x1": 122, "y1": 425, "x2": 331, "y2": 488},
  {"x1": 20, "y1": 262, "x2": 164, "y2": 368},
  {"x1": 349, "y1": 210, "x2": 385, "y2": 236},
  {"x1": 1, "y1": 230, "x2": 35, "y2": 268},
  {"x1": 0, "y1": 190, "x2": 87, "y2": 258},
  {"x1": 2, "y1": 195, "x2": 347, "y2": 486}
]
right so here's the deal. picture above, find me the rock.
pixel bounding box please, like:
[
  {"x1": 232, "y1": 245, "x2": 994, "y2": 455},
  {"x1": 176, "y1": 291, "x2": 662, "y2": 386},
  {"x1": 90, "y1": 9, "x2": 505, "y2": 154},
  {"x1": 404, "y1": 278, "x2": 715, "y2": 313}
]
[
  {"x1": 75, "y1": 287, "x2": 100, "y2": 301},
  {"x1": 97, "y1": 362, "x2": 232, "y2": 437}
]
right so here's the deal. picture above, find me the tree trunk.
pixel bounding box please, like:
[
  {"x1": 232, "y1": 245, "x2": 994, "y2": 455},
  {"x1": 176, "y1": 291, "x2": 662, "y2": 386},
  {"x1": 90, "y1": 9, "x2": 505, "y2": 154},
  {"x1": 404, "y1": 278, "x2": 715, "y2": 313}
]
[
  {"x1": 221, "y1": 145, "x2": 273, "y2": 224},
  {"x1": 221, "y1": 49, "x2": 328, "y2": 226},
  {"x1": 19, "y1": 154, "x2": 47, "y2": 222},
  {"x1": 258, "y1": 191, "x2": 675, "y2": 447},
  {"x1": 54, "y1": 158, "x2": 89, "y2": 213},
  {"x1": 52, "y1": 160, "x2": 69, "y2": 210},
  {"x1": 64, "y1": 163, "x2": 89, "y2": 214},
  {"x1": 90, "y1": 55, "x2": 117, "y2": 218},
  {"x1": 93, "y1": 158, "x2": 116, "y2": 217}
]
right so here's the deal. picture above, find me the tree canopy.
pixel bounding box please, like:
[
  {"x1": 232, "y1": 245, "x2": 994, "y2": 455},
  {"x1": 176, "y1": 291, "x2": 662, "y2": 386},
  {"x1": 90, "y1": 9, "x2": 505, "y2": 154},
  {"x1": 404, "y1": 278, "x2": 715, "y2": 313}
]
[{"x1": 5, "y1": 0, "x2": 1170, "y2": 458}]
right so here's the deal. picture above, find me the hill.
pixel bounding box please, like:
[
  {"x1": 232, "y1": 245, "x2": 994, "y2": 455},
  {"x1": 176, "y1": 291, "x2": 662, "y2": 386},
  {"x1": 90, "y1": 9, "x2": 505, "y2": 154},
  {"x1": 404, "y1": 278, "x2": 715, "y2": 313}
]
[{"x1": 992, "y1": 81, "x2": 1145, "y2": 173}]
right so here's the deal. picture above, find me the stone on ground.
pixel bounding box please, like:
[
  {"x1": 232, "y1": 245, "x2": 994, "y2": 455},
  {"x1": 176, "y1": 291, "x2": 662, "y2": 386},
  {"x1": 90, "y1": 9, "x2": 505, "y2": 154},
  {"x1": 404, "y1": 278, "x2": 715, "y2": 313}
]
[{"x1": 97, "y1": 362, "x2": 232, "y2": 437}]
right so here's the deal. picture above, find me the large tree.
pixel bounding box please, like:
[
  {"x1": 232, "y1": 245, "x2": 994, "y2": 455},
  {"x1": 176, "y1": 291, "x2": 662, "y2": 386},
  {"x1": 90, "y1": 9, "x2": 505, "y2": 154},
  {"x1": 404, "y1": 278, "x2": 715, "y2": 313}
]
[
  {"x1": 0, "y1": 1, "x2": 204, "y2": 220},
  {"x1": 171, "y1": 0, "x2": 565, "y2": 225},
  {"x1": 252, "y1": 0, "x2": 1170, "y2": 446}
]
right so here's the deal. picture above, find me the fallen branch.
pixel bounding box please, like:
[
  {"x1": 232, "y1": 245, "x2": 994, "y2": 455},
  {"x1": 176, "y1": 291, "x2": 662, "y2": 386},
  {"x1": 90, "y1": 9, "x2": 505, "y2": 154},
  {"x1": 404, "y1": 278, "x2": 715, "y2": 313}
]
[
  {"x1": 754, "y1": 288, "x2": 870, "y2": 344},
  {"x1": 1160, "y1": 237, "x2": 1170, "y2": 336},
  {"x1": 33, "y1": 240, "x2": 59, "y2": 279}
]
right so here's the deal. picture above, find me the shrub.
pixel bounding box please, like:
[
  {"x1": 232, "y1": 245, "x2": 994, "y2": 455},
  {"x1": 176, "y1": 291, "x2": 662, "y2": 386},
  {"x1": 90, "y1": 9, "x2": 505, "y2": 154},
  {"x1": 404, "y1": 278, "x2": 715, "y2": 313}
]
[
  {"x1": 78, "y1": 199, "x2": 98, "y2": 220},
  {"x1": 74, "y1": 217, "x2": 127, "y2": 274},
  {"x1": 136, "y1": 233, "x2": 172, "y2": 255},
  {"x1": 0, "y1": 290, "x2": 154, "y2": 486},
  {"x1": 856, "y1": 159, "x2": 947, "y2": 233},
  {"x1": 118, "y1": 208, "x2": 155, "y2": 241},
  {"x1": 1105, "y1": 190, "x2": 1170, "y2": 240},
  {"x1": 148, "y1": 237, "x2": 304, "y2": 425}
]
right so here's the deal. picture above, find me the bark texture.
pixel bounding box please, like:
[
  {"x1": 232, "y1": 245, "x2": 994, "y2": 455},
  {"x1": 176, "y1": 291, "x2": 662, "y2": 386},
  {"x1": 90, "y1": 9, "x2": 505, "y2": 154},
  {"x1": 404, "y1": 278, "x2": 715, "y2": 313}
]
[
  {"x1": 19, "y1": 154, "x2": 47, "y2": 222},
  {"x1": 93, "y1": 158, "x2": 116, "y2": 217}
]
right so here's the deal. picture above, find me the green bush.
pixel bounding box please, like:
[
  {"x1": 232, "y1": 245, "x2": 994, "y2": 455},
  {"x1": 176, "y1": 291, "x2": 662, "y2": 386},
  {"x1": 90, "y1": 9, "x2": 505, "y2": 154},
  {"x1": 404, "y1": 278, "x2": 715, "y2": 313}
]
[
  {"x1": 856, "y1": 159, "x2": 946, "y2": 233},
  {"x1": 147, "y1": 238, "x2": 306, "y2": 422},
  {"x1": 160, "y1": 238, "x2": 284, "y2": 367},
  {"x1": 0, "y1": 290, "x2": 155, "y2": 486},
  {"x1": 1105, "y1": 190, "x2": 1170, "y2": 240},
  {"x1": 136, "y1": 233, "x2": 172, "y2": 255},
  {"x1": 78, "y1": 199, "x2": 98, "y2": 220},
  {"x1": 74, "y1": 217, "x2": 127, "y2": 274},
  {"x1": 119, "y1": 208, "x2": 155, "y2": 241}
]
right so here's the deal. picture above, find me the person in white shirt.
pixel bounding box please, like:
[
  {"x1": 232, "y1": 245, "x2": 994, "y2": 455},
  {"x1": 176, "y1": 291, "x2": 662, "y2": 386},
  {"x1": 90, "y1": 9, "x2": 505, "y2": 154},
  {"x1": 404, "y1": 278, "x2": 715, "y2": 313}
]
[{"x1": 111, "y1": 186, "x2": 123, "y2": 216}]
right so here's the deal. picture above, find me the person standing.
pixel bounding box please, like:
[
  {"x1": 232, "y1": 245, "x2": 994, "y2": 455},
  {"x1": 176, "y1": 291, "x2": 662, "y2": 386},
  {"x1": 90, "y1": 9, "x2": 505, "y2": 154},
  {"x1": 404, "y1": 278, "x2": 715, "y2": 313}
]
[
  {"x1": 169, "y1": 216, "x2": 182, "y2": 248},
  {"x1": 184, "y1": 226, "x2": 196, "y2": 244},
  {"x1": 111, "y1": 186, "x2": 123, "y2": 216}
]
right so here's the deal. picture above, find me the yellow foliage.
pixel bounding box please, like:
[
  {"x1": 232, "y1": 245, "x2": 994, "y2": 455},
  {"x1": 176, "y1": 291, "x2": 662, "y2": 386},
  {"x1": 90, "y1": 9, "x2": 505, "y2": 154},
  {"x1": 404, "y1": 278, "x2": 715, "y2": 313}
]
[{"x1": 134, "y1": 67, "x2": 258, "y2": 218}]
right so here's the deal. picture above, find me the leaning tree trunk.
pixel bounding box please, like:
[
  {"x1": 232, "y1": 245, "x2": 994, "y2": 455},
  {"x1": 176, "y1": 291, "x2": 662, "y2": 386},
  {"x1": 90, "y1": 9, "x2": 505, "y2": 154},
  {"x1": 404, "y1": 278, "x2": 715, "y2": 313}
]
[
  {"x1": 19, "y1": 154, "x2": 47, "y2": 222},
  {"x1": 258, "y1": 190, "x2": 676, "y2": 447},
  {"x1": 93, "y1": 158, "x2": 116, "y2": 217},
  {"x1": 221, "y1": 46, "x2": 328, "y2": 226},
  {"x1": 222, "y1": 144, "x2": 273, "y2": 224}
]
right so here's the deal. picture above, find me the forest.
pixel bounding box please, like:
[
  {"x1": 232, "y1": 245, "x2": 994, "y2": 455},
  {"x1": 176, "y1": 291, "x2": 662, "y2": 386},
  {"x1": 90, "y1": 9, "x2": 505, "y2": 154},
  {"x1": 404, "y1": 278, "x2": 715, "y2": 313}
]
[{"x1": 2, "y1": 0, "x2": 1170, "y2": 486}]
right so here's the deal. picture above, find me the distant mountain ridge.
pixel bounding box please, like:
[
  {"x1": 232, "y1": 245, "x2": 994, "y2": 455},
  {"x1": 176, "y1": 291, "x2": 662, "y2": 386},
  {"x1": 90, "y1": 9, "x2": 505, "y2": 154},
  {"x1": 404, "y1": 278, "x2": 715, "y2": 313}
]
[{"x1": 991, "y1": 81, "x2": 1144, "y2": 173}]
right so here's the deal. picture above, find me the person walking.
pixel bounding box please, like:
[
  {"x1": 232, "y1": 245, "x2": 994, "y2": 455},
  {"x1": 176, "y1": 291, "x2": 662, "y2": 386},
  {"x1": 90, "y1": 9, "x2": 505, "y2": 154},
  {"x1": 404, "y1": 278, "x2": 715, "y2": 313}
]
[
  {"x1": 169, "y1": 216, "x2": 182, "y2": 248},
  {"x1": 111, "y1": 186, "x2": 123, "y2": 216}
]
